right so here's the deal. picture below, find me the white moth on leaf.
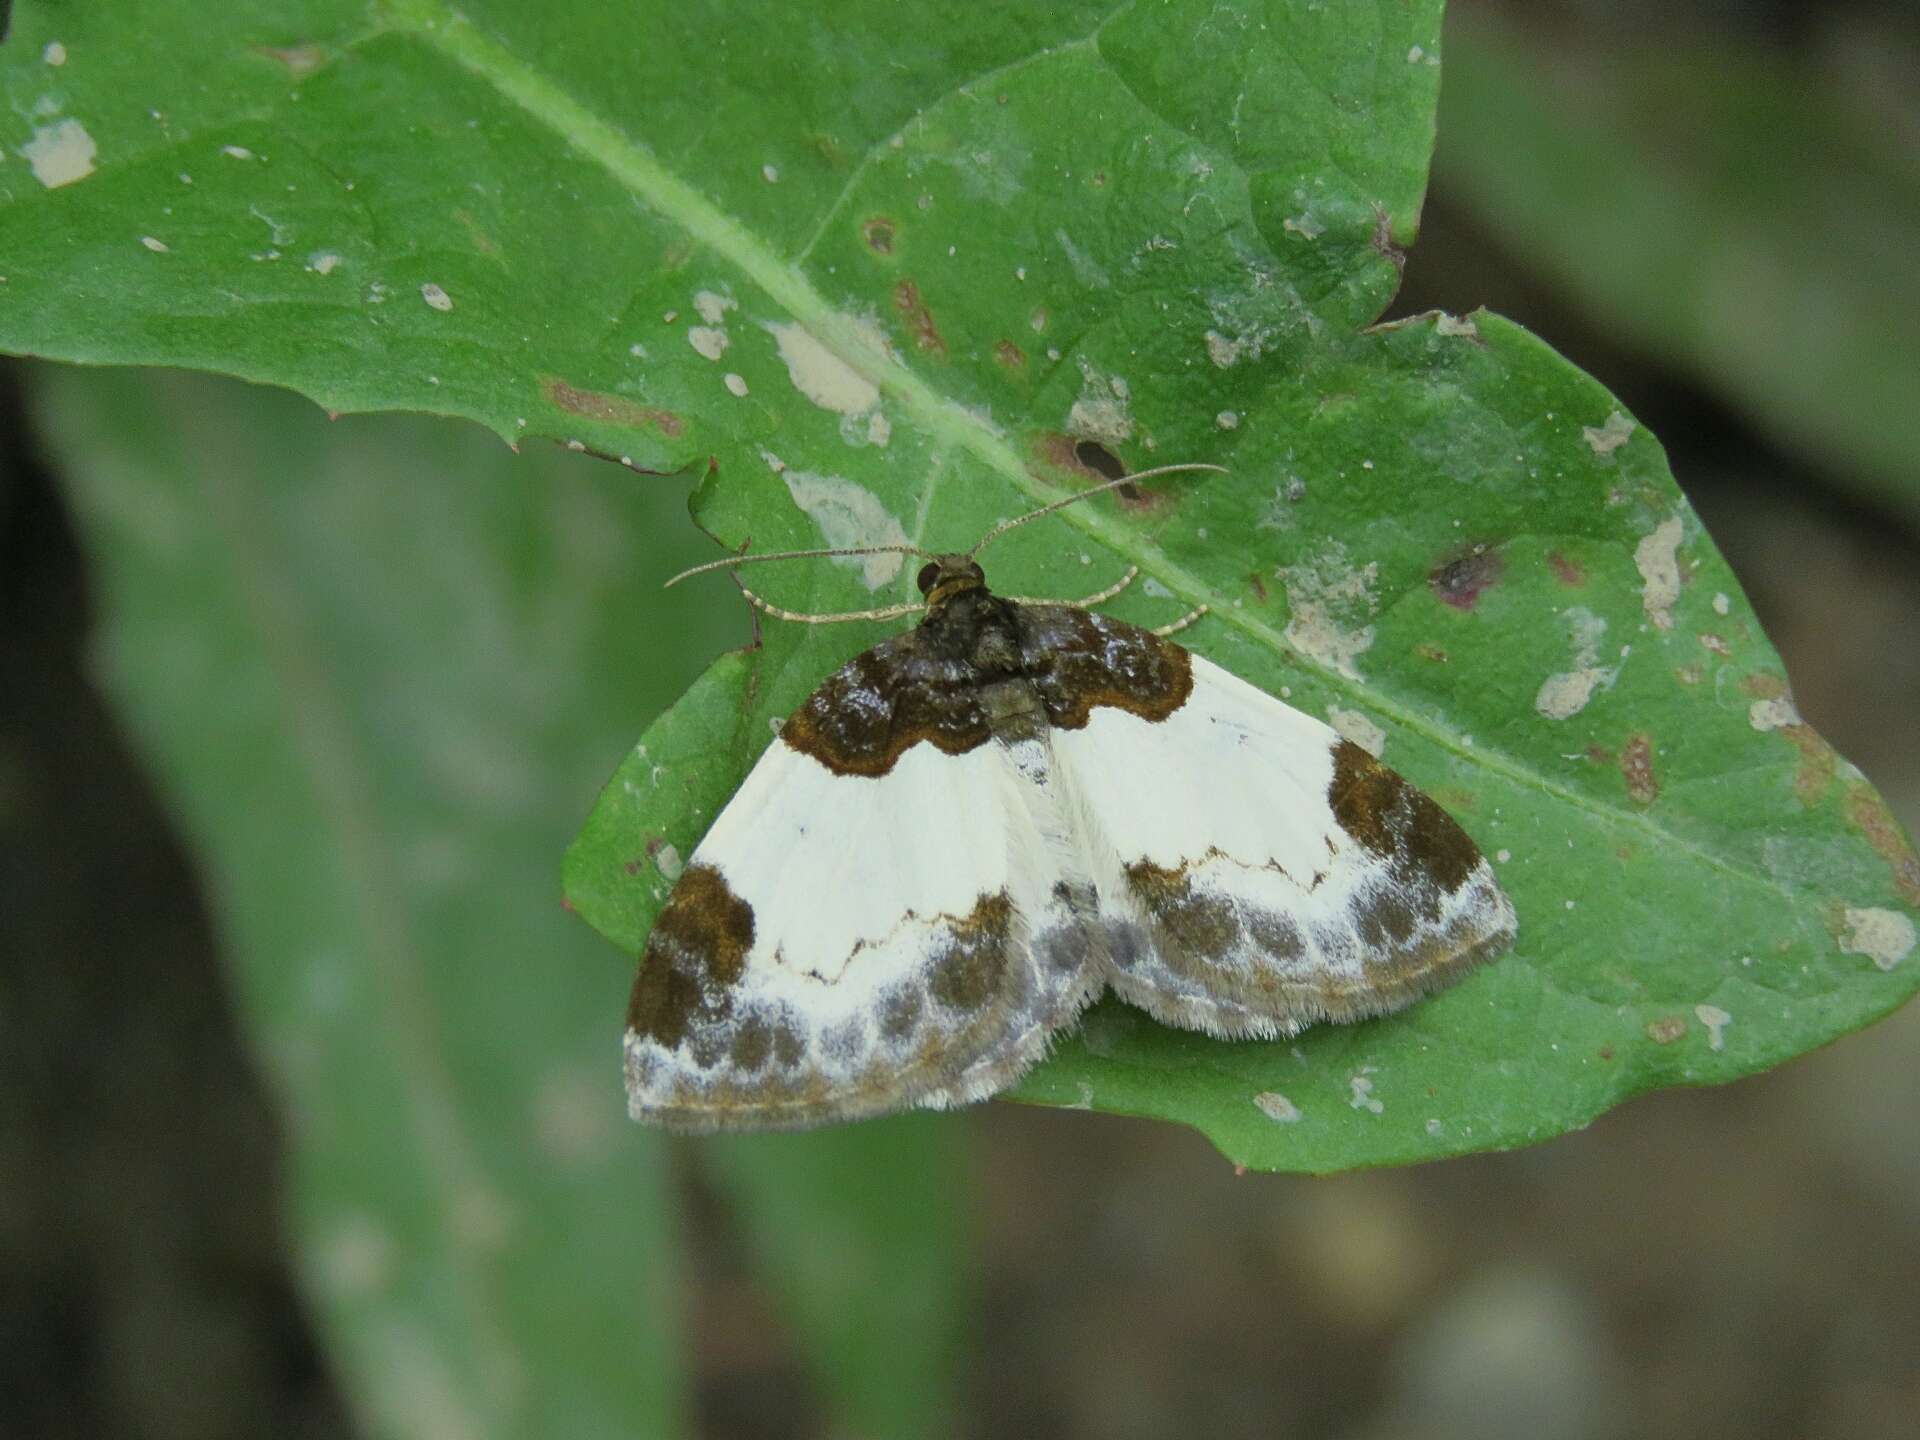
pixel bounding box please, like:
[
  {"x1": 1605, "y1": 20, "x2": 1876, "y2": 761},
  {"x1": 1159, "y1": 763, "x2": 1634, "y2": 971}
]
[{"x1": 625, "y1": 468, "x2": 1516, "y2": 1130}]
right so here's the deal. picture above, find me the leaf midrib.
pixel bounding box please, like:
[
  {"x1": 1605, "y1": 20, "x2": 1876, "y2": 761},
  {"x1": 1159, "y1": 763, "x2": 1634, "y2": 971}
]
[{"x1": 386, "y1": 0, "x2": 1794, "y2": 904}]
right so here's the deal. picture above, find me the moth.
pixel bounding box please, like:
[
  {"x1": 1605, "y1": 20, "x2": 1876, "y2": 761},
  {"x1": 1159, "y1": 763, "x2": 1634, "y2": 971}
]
[{"x1": 625, "y1": 467, "x2": 1516, "y2": 1130}]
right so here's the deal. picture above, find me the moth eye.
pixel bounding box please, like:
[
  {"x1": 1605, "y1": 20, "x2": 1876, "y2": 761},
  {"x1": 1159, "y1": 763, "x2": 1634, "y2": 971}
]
[{"x1": 916, "y1": 561, "x2": 942, "y2": 595}]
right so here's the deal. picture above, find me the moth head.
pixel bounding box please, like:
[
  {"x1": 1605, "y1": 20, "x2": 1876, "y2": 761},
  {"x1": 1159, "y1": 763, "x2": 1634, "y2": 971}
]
[{"x1": 916, "y1": 554, "x2": 987, "y2": 608}]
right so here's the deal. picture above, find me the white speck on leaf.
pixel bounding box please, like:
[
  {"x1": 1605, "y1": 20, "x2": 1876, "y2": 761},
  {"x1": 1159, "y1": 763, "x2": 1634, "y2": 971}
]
[
  {"x1": 723, "y1": 372, "x2": 749, "y2": 397},
  {"x1": 1694, "y1": 1004, "x2": 1731, "y2": 1051},
  {"x1": 693, "y1": 289, "x2": 735, "y2": 324},
  {"x1": 21, "y1": 118, "x2": 96, "y2": 188},
  {"x1": 1583, "y1": 411, "x2": 1636, "y2": 455},
  {"x1": 1535, "y1": 607, "x2": 1619, "y2": 720},
  {"x1": 1496, "y1": 849, "x2": 1512, "y2": 863},
  {"x1": 1204, "y1": 329, "x2": 1245, "y2": 368},
  {"x1": 765, "y1": 320, "x2": 879, "y2": 416},
  {"x1": 1216, "y1": 410, "x2": 1239, "y2": 430},
  {"x1": 782, "y1": 470, "x2": 912, "y2": 589},
  {"x1": 221, "y1": 144, "x2": 255, "y2": 160},
  {"x1": 139, "y1": 235, "x2": 169, "y2": 253},
  {"x1": 687, "y1": 326, "x2": 728, "y2": 360},
  {"x1": 1282, "y1": 214, "x2": 1325, "y2": 240},
  {"x1": 44, "y1": 41, "x2": 69, "y2": 66},
  {"x1": 761, "y1": 163, "x2": 779, "y2": 182},
  {"x1": 420, "y1": 282, "x2": 453, "y2": 312},
  {"x1": 1054, "y1": 228, "x2": 1110, "y2": 288},
  {"x1": 1636, "y1": 517, "x2": 1684, "y2": 631},
  {"x1": 1840, "y1": 907, "x2": 1915, "y2": 971},
  {"x1": 306, "y1": 250, "x2": 341, "y2": 275},
  {"x1": 654, "y1": 843, "x2": 684, "y2": 882},
  {"x1": 1254, "y1": 1092, "x2": 1302, "y2": 1124},
  {"x1": 1328, "y1": 707, "x2": 1386, "y2": 757},
  {"x1": 1278, "y1": 543, "x2": 1378, "y2": 681},
  {"x1": 1348, "y1": 1072, "x2": 1385, "y2": 1115},
  {"x1": 1749, "y1": 696, "x2": 1802, "y2": 732},
  {"x1": 867, "y1": 413, "x2": 891, "y2": 447},
  {"x1": 1713, "y1": 592, "x2": 1731, "y2": 616},
  {"x1": 1067, "y1": 359, "x2": 1133, "y2": 444},
  {"x1": 1434, "y1": 312, "x2": 1479, "y2": 338}
]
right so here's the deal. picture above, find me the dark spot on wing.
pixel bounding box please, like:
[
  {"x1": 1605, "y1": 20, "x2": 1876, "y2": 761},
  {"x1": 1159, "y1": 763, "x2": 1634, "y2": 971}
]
[
  {"x1": 1429, "y1": 543, "x2": 1503, "y2": 611},
  {"x1": 729, "y1": 1015, "x2": 772, "y2": 1072},
  {"x1": 878, "y1": 985, "x2": 924, "y2": 1042},
  {"x1": 627, "y1": 863, "x2": 756, "y2": 1047},
  {"x1": 1328, "y1": 740, "x2": 1480, "y2": 893},
  {"x1": 928, "y1": 891, "x2": 1014, "y2": 1013},
  {"x1": 1018, "y1": 607, "x2": 1193, "y2": 730},
  {"x1": 1125, "y1": 860, "x2": 1241, "y2": 966},
  {"x1": 780, "y1": 629, "x2": 993, "y2": 777}
]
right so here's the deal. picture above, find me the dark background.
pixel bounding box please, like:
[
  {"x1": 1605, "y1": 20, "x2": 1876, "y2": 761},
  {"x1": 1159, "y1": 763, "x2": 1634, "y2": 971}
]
[{"x1": 5, "y1": 2, "x2": 1918, "y2": 1436}]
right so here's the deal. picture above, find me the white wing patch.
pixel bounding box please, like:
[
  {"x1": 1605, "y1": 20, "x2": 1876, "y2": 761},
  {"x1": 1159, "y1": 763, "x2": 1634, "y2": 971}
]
[
  {"x1": 1054, "y1": 656, "x2": 1515, "y2": 1038},
  {"x1": 623, "y1": 735, "x2": 1105, "y2": 1130}
]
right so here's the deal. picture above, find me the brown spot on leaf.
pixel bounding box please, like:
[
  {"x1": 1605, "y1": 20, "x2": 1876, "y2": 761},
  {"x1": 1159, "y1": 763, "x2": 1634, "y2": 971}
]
[
  {"x1": 1548, "y1": 551, "x2": 1587, "y2": 587},
  {"x1": 1621, "y1": 732, "x2": 1659, "y2": 806},
  {"x1": 623, "y1": 859, "x2": 643, "y2": 877},
  {"x1": 1249, "y1": 572, "x2": 1268, "y2": 603},
  {"x1": 1782, "y1": 725, "x2": 1836, "y2": 806},
  {"x1": 1370, "y1": 203, "x2": 1406, "y2": 277},
  {"x1": 627, "y1": 864, "x2": 755, "y2": 1046},
  {"x1": 893, "y1": 279, "x2": 945, "y2": 354},
  {"x1": 1073, "y1": 440, "x2": 1126, "y2": 481},
  {"x1": 1844, "y1": 783, "x2": 1920, "y2": 905},
  {"x1": 541, "y1": 378, "x2": 685, "y2": 437},
  {"x1": 1586, "y1": 744, "x2": 1615, "y2": 766},
  {"x1": 253, "y1": 42, "x2": 327, "y2": 75},
  {"x1": 1598, "y1": 1045, "x2": 1615, "y2": 1061},
  {"x1": 1742, "y1": 673, "x2": 1787, "y2": 700},
  {"x1": 994, "y1": 339, "x2": 1026, "y2": 369},
  {"x1": 1414, "y1": 642, "x2": 1449, "y2": 664},
  {"x1": 1429, "y1": 543, "x2": 1503, "y2": 611},
  {"x1": 862, "y1": 216, "x2": 895, "y2": 254},
  {"x1": 1645, "y1": 1016, "x2": 1688, "y2": 1045}
]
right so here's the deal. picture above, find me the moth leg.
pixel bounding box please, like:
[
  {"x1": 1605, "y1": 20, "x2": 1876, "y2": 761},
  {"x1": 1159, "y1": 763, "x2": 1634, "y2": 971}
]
[
  {"x1": 1152, "y1": 604, "x2": 1209, "y2": 638},
  {"x1": 1005, "y1": 565, "x2": 1139, "y2": 609},
  {"x1": 737, "y1": 582, "x2": 925, "y2": 626}
]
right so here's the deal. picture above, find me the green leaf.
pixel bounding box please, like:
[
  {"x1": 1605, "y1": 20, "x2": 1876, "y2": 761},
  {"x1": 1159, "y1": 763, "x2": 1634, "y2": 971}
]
[
  {"x1": 31, "y1": 365, "x2": 707, "y2": 1437},
  {"x1": 1436, "y1": 15, "x2": 1920, "y2": 521},
  {"x1": 31, "y1": 365, "x2": 971, "y2": 1438},
  {"x1": 6, "y1": 0, "x2": 1915, "y2": 1179},
  {"x1": 707, "y1": 1119, "x2": 967, "y2": 1440}
]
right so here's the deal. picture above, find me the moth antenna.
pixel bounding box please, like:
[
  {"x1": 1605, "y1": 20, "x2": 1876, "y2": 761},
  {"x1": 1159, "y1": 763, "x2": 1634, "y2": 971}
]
[
  {"x1": 1152, "y1": 603, "x2": 1210, "y2": 638},
  {"x1": 969, "y1": 462, "x2": 1228, "y2": 558},
  {"x1": 666, "y1": 542, "x2": 934, "y2": 589},
  {"x1": 737, "y1": 583, "x2": 926, "y2": 626},
  {"x1": 1002, "y1": 566, "x2": 1140, "y2": 609}
]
